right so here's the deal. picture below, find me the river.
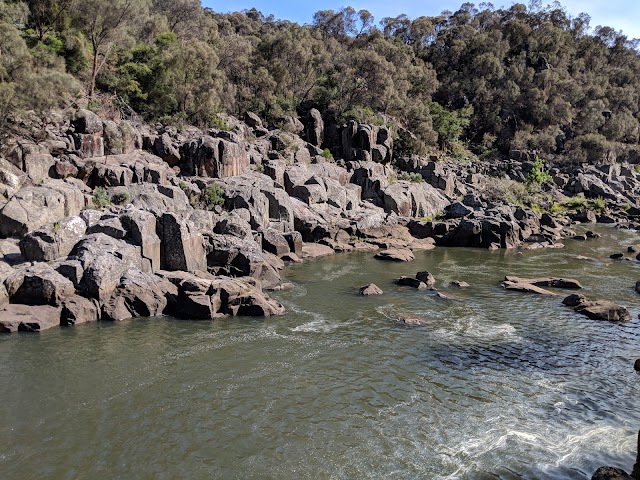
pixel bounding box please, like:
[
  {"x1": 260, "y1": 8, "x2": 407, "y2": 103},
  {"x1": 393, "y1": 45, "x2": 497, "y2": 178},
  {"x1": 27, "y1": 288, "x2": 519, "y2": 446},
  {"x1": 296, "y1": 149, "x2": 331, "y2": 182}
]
[{"x1": 1, "y1": 225, "x2": 639, "y2": 479}]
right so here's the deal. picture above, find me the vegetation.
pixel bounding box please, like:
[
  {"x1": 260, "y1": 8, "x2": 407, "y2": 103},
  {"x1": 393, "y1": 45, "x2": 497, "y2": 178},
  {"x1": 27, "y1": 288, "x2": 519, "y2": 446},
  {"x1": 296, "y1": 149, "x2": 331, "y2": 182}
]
[
  {"x1": 2, "y1": 1, "x2": 640, "y2": 162},
  {"x1": 525, "y1": 157, "x2": 554, "y2": 189},
  {"x1": 202, "y1": 184, "x2": 225, "y2": 210},
  {"x1": 92, "y1": 187, "x2": 110, "y2": 209},
  {"x1": 399, "y1": 172, "x2": 423, "y2": 183}
]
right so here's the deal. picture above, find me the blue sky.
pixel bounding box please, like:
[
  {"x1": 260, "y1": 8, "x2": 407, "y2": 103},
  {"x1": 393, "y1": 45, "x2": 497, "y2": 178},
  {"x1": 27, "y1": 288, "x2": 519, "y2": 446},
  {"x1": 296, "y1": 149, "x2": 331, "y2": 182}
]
[{"x1": 202, "y1": 1, "x2": 640, "y2": 39}]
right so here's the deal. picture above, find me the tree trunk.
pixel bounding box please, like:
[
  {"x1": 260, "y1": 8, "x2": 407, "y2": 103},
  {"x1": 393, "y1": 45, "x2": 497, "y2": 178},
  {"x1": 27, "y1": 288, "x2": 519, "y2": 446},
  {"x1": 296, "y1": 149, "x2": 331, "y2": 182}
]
[{"x1": 90, "y1": 46, "x2": 98, "y2": 98}]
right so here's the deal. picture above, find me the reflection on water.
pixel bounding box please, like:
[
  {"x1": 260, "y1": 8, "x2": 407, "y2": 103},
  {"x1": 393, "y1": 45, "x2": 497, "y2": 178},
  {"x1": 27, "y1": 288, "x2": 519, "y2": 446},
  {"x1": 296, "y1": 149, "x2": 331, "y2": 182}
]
[{"x1": 0, "y1": 226, "x2": 639, "y2": 479}]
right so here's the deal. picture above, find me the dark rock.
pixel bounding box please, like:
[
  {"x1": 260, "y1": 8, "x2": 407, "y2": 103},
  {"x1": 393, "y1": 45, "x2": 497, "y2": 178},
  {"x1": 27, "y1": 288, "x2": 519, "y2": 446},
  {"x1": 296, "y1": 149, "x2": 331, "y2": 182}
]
[
  {"x1": 261, "y1": 229, "x2": 291, "y2": 257},
  {"x1": 416, "y1": 271, "x2": 436, "y2": 288},
  {"x1": 628, "y1": 245, "x2": 640, "y2": 253},
  {"x1": 305, "y1": 108, "x2": 324, "y2": 147},
  {"x1": 283, "y1": 231, "x2": 303, "y2": 257},
  {"x1": 634, "y1": 358, "x2": 640, "y2": 372},
  {"x1": 73, "y1": 109, "x2": 103, "y2": 134},
  {"x1": 591, "y1": 467, "x2": 633, "y2": 480},
  {"x1": 0, "y1": 304, "x2": 61, "y2": 333},
  {"x1": 445, "y1": 201, "x2": 472, "y2": 219},
  {"x1": 154, "y1": 133, "x2": 181, "y2": 166},
  {"x1": 504, "y1": 276, "x2": 582, "y2": 289},
  {"x1": 159, "y1": 213, "x2": 206, "y2": 272},
  {"x1": 121, "y1": 210, "x2": 161, "y2": 272},
  {"x1": 101, "y1": 270, "x2": 177, "y2": 321},
  {"x1": 563, "y1": 294, "x2": 632, "y2": 322},
  {"x1": 19, "y1": 216, "x2": 87, "y2": 262},
  {"x1": 360, "y1": 283, "x2": 383, "y2": 296},
  {"x1": 86, "y1": 216, "x2": 127, "y2": 239},
  {"x1": 610, "y1": 253, "x2": 624, "y2": 260},
  {"x1": 61, "y1": 295, "x2": 100, "y2": 326},
  {"x1": 396, "y1": 277, "x2": 428, "y2": 289},
  {"x1": 4, "y1": 263, "x2": 75, "y2": 306},
  {"x1": 244, "y1": 112, "x2": 263, "y2": 129}
]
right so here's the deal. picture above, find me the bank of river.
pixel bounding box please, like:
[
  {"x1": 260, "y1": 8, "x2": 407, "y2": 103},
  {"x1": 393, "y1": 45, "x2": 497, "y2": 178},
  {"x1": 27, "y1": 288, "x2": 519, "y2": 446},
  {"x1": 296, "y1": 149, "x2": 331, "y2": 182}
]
[{"x1": 1, "y1": 225, "x2": 639, "y2": 479}]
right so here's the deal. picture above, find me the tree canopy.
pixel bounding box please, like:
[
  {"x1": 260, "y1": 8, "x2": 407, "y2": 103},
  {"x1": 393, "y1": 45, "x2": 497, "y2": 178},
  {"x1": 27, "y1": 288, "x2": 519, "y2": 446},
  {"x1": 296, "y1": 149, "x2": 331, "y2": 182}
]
[{"x1": 2, "y1": 0, "x2": 640, "y2": 162}]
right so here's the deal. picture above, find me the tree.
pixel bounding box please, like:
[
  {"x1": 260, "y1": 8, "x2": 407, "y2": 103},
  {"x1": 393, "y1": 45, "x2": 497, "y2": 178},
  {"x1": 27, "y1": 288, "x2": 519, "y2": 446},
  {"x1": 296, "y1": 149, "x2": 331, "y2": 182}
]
[
  {"x1": 74, "y1": 0, "x2": 150, "y2": 96},
  {"x1": 25, "y1": 0, "x2": 74, "y2": 40}
]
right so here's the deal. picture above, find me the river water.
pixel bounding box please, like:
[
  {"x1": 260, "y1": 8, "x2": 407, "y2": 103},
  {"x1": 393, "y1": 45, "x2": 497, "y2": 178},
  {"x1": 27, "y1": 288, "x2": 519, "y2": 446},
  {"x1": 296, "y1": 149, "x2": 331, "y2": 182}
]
[{"x1": 1, "y1": 226, "x2": 639, "y2": 479}]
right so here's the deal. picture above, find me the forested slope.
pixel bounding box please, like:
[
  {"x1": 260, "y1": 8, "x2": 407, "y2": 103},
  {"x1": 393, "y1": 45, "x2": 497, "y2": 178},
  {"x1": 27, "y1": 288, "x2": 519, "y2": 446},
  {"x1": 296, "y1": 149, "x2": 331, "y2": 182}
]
[{"x1": 1, "y1": 0, "x2": 640, "y2": 163}]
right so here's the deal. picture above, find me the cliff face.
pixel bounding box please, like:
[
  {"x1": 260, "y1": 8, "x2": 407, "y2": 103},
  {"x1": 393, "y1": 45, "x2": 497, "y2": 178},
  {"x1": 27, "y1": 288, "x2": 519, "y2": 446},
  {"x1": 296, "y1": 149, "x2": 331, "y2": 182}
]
[{"x1": 1, "y1": 106, "x2": 640, "y2": 333}]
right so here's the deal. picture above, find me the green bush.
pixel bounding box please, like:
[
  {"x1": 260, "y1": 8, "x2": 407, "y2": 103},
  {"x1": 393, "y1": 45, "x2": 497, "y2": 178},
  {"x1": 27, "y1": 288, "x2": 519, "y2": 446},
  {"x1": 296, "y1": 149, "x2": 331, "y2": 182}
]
[
  {"x1": 203, "y1": 184, "x2": 225, "y2": 209},
  {"x1": 92, "y1": 187, "x2": 110, "y2": 209},
  {"x1": 322, "y1": 148, "x2": 333, "y2": 160},
  {"x1": 525, "y1": 156, "x2": 553, "y2": 189}
]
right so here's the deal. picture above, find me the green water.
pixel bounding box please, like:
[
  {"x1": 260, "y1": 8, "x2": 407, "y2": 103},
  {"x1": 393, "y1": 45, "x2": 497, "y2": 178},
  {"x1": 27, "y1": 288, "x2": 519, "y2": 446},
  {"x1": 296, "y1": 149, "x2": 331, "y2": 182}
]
[{"x1": 1, "y1": 226, "x2": 639, "y2": 479}]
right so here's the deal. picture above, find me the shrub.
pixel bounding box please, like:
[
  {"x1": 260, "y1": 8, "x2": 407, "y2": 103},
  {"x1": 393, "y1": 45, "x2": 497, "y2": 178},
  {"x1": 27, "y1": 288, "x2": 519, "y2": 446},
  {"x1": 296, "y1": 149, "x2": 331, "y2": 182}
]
[
  {"x1": 591, "y1": 197, "x2": 606, "y2": 212},
  {"x1": 525, "y1": 156, "x2": 553, "y2": 189},
  {"x1": 203, "y1": 184, "x2": 225, "y2": 209},
  {"x1": 92, "y1": 187, "x2": 110, "y2": 209},
  {"x1": 564, "y1": 196, "x2": 588, "y2": 210},
  {"x1": 322, "y1": 148, "x2": 333, "y2": 160}
]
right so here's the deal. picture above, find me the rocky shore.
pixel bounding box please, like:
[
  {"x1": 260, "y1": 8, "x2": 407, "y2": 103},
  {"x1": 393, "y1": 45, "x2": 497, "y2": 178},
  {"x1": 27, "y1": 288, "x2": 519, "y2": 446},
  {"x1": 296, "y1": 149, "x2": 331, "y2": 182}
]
[{"x1": 1, "y1": 107, "x2": 640, "y2": 333}]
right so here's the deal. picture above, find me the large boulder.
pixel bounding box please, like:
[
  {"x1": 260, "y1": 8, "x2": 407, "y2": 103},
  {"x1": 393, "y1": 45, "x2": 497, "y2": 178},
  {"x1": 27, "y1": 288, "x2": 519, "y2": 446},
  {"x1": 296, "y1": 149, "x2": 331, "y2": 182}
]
[
  {"x1": 101, "y1": 270, "x2": 177, "y2": 321},
  {"x1": 74, "y1": 233, "x2": 144, "y2": 300},
  {"x1": 4, "y1": 263, "x2": 75, "y2": 306},
  {"x1": 375, "y1": 248, "x2": 415, "y2": 262},
  {"x1": 563, "y1": 294, "x2": 632, "y2": 322},
  {"x1": 19, "y1": 216, "x2": 87, "y2": 262},
  {"x1": 60, "y1": 295, "x2": 100, "y2": 326},
  {"x1": 121, "y1": 210, "x2": 162, "y2": 271},
  {"x1": 382, "y1": 182, "x2": 450, "y2": 218},
  {"x1": 159, "y1": 213, "x2": 206, "y2": 272},
  {"x1": 0, "y1": 304, "x2": 61, "y2": 333},
  {"x1": 305, "y1": 108, "x2": 324, "y2": 147},
  {"x1": 0, "y1": 180, "x2": 85, "y2": 237},
  {"x1": 182, "y1": 135, "x2": 249, "y2": 178}
]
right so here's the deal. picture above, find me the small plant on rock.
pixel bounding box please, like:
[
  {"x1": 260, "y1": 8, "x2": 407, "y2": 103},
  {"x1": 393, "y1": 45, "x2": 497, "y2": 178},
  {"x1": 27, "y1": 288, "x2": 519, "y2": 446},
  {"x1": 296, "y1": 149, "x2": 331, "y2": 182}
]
[
  {"x1": 92, "y1": 187, "x2": 110, "y2": 209},
  {"x1": 322, "y1": 148, "x2": 333, "y2": 160},
  {"x1": 203, "y1": 184, "x2": 225, "y2": 210},
  {"x1": 525, "y1": 156, "x2": 553, "y2": 190}
]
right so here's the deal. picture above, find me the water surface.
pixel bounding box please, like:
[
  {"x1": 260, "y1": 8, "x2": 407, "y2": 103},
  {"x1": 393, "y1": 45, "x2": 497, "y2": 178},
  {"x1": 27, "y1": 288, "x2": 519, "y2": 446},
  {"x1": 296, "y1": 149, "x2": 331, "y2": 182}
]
[{"x1": 1, "y1": 225, "x2": 639, "y2": 479}]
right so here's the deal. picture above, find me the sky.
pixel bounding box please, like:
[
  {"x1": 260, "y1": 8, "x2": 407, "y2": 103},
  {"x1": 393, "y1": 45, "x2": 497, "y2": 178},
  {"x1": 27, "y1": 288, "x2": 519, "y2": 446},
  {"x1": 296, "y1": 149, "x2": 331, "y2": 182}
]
[{"x1": 202, "y1": 1, "x2": 640, "y2": 39}]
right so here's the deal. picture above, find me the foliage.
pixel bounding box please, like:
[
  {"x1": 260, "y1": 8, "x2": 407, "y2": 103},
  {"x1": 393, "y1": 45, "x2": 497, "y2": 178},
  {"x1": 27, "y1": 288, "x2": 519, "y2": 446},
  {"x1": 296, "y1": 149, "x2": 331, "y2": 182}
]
[
  {"x1": 322, "y1": 148, "x2": 333, "y2": 160},
  {"x1": 92, "y1": 187, "x2": 110, "y2": 209},
  {"x1": 399, "y1": 171, "x2": 423, "y2": 183},
  {"x1": 4, "y1": 1, "x2": 640, "y2": 164},
  {"x1": 525, "y1": 157, "x2": 553, "y2": 188},
  {"x1": 202, "y1": 184, "x2": 225, "y2": 210}
]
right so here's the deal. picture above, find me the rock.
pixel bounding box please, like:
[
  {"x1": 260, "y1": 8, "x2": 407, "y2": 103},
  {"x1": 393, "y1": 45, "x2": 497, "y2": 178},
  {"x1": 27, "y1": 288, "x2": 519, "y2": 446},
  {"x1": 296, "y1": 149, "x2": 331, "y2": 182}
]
[
  {"x1": 101, "y1": 270, "x2": 177, "y2": 321},
  {"x1": 504, "y1": 276, "x2": 583, "y2": 289},
  {"x1": 502, "y1": 281, "x2": 557, "y2": 295},
  {"x1": 74, "y1": 234, "x2": 144, "y2": 300},
  {"x1": 451, "y1": 281, "x2": 470, "y2": 288},
  {"x1": 375, "y1": 248, "x2": 414, "y2": 262},
  {"x1": 19, "y1": 216, "x2": 87, "y2": 262},
  {"x1": 0, "y1": 181, "x2": 84, "y2": 237},
  {"x1": 445, "y1": 201, "x2": 473, "y2": 219},
  {"x1": 61, "y1": 295, "x2": 100, "y2": 326},
  {"x1": 73, "y1": 109, "x2": 103, "y2": 134},
  {"x1": 301, "y1": 243, "x2": 334, "y2": 259},
  {"x1": 396, "y1": 316, "x2": 428, "y2": 327},
  {"x1": 169, "y1": 275, "x2": 222, "y2": 320},
  {"x1": 121, "y1": 210, "x2": 161, "y2": 272},
  {"x1": 0, "y1": 304, "x2": 61, "y2": 333},
  {"x1": 86, "y1": 216, "x2": 127, "y2": 239},
  {"x1": 305, "y1": 108, "x2": 324, "y2": 147},
  {"x1": 261, "y1": 229, "x2": 291, "y2": 257},
  {"x1": 159, "y1": 213, "x2": 206, "y2": 272},
  {"x1": 634, "y1": 358, "x2": 640, "y2": 372},
  {"x1": 573, "y1": 234, "x2": 588, "y2": 241},
  {"x1": 244, "y1": 112, "x2": 263, "y2": 129},
  {"x1": 359, "y1": 283, "x2": 383, "y2": 296},
  {"x1": 628, "y1": 245, "x2": 640, "y2": 253},
  {"x1": 396, "y1": 277, "x2": 428, "y2": 289},
  {"x1": 416, "y1": 271, "x2": 436, "y2": 287},
  {"x1": 4, "y1": 263, "x2": 75, "y2": 306},
  {"x1": 610, "y1": 253, "x2": 624, "y2": 260},
  {"x1": 283, "y1": 231, "x2": 303, "y2": 257},
  {"x1": 591, "y1": 467, "x2": 633, "y2": 480},
  {"x1": 154, "y1": 133, "x2": 181, "y2": 166},
  {"x1": 183, "y1": 135, "x2": 249, "y2": 178},
  {"x1": 563, "y1": 294, "x2": 632, "y2": 322},
  {"x1": 586, "y1": 231, "x2": 601, "y2": 239}
]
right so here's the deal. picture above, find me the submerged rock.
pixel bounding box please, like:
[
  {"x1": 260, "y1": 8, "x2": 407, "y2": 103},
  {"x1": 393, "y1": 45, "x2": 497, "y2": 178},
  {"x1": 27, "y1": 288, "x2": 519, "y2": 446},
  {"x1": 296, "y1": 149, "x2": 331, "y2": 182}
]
[
  {"x1": 504, "y1": 276, "x2": 583, "y2": 290},
  {"x1": 359, "y1": 283, "x2": 383, "y2": 296},
  {"x1": 501, "y1": 280, "x2": 557, "y2": 296},
  {"x1": 591, "y1": 466, "x2": 633, "y2": 480},
  {"x1": 395, "y1": 316, "x2": 428, "y2": 327}
]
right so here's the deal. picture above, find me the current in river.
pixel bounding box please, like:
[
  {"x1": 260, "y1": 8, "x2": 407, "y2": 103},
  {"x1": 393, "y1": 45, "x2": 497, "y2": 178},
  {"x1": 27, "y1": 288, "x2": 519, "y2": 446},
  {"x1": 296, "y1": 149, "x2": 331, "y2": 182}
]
[{"x1": 1, "y1": 225, "x2": 639, "y2": 479}]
